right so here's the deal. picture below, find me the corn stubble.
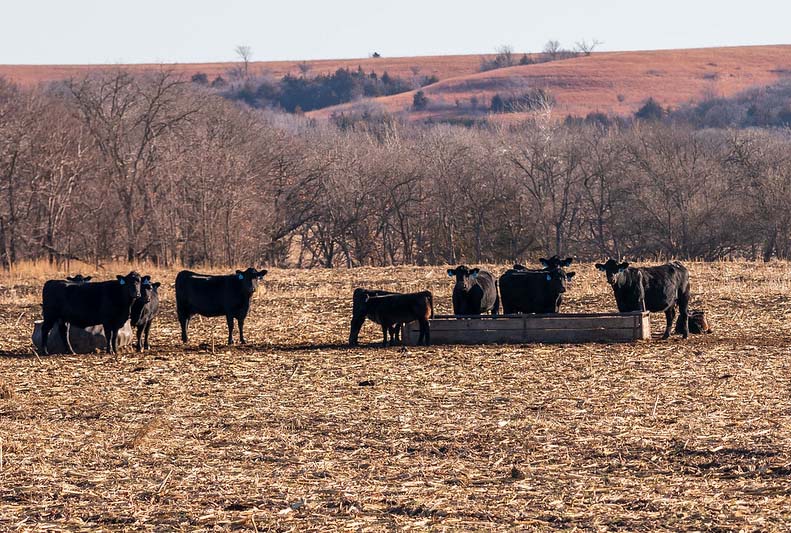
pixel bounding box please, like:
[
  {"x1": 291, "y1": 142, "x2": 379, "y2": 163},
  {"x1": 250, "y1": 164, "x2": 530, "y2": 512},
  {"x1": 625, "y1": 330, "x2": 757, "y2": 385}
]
[{"x1": 0, "y1": 261, "x2": 790, "y2": 530}]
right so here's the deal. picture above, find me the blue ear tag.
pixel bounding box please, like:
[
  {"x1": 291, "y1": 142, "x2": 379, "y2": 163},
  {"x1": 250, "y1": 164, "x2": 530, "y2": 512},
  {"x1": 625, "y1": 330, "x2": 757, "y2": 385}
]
[
  {"x1": 546, "y1": 274, "x2": 552, "y2": 281},
  {"x1": 119, "y1": 279, "x2": 125, "y2": 285},
  {"x1": 471, "y1": 272, "x2": 478, "y2": 279},
  {"x1": 143, "y1": 279, "x2": 150, "y2": 286},
  {"x1": 237, "y1": 273, "x2": 244, "y2": 280}
]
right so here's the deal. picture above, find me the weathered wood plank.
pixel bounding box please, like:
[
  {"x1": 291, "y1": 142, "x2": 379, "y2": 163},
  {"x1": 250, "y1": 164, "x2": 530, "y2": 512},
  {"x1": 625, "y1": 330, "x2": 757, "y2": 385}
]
[{"x1": 403, "y1": 312, "x2": 650, "y2": 345}]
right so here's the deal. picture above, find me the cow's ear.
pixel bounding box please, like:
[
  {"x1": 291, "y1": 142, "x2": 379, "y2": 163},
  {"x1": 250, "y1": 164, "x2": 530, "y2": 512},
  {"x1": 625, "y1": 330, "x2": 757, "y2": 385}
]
[
  {"x1": 470, "y1": 268, "x2": 479, "y2": 278},
  {"x1": 539, "y1": 258, "x2": 549, "y2": 268},
  {"x1": 152, "y1": 282, "x2": 161, "y2": 289},
  {"x1": 619, "y1": 262, "x2": 629, "y2": 272},
  {"x1": 258, "y1": 269, "x2": 268, "y2": 278},
  {"x1": 117, "y1": 275, "x2": 125, "y2": 285},
  {"x1": 566, "y1": 271, "x2": 576, "y2": 280},
  {"x1": 447, "y1": 269, "x2": 455, "y2": 277},
  {"x1": 142, "y1": 276, "x2": 151, "y2": 286},
  {"x1": 595, "y1": 263, "x2": 606, "y2": 271},
  {"x1": 562, "y1": 257, "x2": 573, "y2": 267},
  {"x1": 84, "y1": 276, "x2": 92, "y2": 282}
]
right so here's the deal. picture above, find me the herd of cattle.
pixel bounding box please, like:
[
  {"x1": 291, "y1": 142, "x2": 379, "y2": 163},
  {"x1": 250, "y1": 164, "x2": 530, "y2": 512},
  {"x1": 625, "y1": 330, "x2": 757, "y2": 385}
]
[{"x1": 36, "y1": 257, "x2": 708, "y2": 354}]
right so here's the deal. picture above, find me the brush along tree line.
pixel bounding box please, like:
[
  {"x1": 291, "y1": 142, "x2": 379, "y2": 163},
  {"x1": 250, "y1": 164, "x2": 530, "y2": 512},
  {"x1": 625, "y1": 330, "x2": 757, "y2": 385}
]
[{"x1": 0, "y1": 70, "x2": 790, "y2": 269}]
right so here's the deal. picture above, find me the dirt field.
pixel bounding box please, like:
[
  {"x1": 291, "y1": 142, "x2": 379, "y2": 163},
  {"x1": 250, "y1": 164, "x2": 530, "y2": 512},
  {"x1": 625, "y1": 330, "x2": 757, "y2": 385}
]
[{"x1": 1, "y1": 261, "x2": 790, "y2": 531}]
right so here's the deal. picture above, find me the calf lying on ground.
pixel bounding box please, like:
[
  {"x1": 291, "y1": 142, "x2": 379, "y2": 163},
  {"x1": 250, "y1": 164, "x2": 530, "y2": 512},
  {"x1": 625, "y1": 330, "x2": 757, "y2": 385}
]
[
  {"x1": 349, "y1": 288, "x2": 401, "y2": 346},
  {"x1": 595, "y1": 259, "x2": 691, "y2": 339},
  {"x1": 40, "y1": 271, "x2": 142, "y2": 354},
  {"x1": 130, "y1": 276, "x2": 161, "y2": 351},
  {"x1": 363, "y1": 291, "x2": 433, "y2": 347},
  {"x1": 677, "y1": 309, "x2": 711, "y2": 335},
  {"x1": 176, "y1": 268, "x2": 267, "y2": 345},
  {"x1": 447, "y1": 265, "x2": 499, "y2": 315}
]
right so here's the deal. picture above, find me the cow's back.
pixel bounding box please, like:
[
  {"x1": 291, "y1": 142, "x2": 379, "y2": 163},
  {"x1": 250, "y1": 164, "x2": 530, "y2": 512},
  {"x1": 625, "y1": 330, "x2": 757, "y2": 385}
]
[
  {"x1": 176, "y1": 270, "x2": 234, "y2": 317},
  {"x1": 499, "y1": 271, "x2": 549, "y2": 313}
]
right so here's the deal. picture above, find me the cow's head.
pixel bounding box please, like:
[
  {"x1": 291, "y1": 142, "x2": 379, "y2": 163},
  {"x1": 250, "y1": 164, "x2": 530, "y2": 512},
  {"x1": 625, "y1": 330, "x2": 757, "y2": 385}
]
[
  {"x1": 116, "y1": 271, "x2": 142, "y2": 300},
  {"x1": 447, "y1": 265, "x2": 480, "y2": 292},
  {"x1": 544, "y1": 268, "x2": 575, "y2": 294},
  {"x1": 139, "y1": 276, "x2": 161, "y2": 304},
  {"x1": 539, "y1": 255, "x2": 574, "y2": 270},
  {"x1": 66, "y1": 274, "x2": 91, "y2": 283},
  {"x1": 235, "y1": 268, "x2": 268, "y2": 295},
  {"x1": 595, "y1": 259, "x2": 629, "y2": 285}
]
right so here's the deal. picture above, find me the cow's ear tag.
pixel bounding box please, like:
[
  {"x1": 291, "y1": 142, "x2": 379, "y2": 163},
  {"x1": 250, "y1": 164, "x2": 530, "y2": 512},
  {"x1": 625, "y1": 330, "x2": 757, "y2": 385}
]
[
  {"x1": 237, "y1": 273, "x2": 244, "y2": 280},
  {"x1": 119, "y1": 279, "x2": 125, "y2": 285},
  {"x1": 546, "y1": 274, "x2": 552, "y2": 281},
  {"x1": 471, "y1": 272, "x2": 478, "y2": 279},
  {"x1": 618, "y1": 267, "x2": 627, "y2": 273},
  {"x1": 143, "y1": 279, "x2": 150, "y2": 286}
]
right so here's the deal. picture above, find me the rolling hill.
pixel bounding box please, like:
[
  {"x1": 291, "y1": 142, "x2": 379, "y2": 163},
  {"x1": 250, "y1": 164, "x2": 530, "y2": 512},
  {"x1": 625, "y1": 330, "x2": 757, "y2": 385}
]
[
  {"x1": 1, "y1": 45, "x2": 789, "y2": 122},
  {"x1": 309, "y1": 45, "x2": 791, "y2": 121}
]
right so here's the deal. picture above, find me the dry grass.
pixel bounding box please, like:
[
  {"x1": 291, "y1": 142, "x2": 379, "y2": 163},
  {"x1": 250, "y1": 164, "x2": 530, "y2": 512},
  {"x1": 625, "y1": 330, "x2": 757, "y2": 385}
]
[
  {"x1": 308, "y1": 44, "x2": 791, "y2": 121},
  {"x1": 0, "y1": 55, "x2": 486, "y2": 88},
  {"x1": 1, "y1": 261, "x2": 791, "y2": 530}
]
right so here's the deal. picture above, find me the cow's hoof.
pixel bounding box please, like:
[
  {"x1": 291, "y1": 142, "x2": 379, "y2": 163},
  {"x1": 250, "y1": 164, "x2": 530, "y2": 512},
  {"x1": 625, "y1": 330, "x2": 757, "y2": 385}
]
[{"x1": 661, "y1": 334, "x2": 670, "y2": 340}]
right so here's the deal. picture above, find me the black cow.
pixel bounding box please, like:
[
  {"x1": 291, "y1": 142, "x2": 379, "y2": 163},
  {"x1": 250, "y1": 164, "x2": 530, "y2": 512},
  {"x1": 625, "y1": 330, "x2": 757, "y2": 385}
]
[
  {"x1": 130, "y1": 276, "x2": 161, "y2": 351},
  {"x1": 499, "y1": 267, "x2": 575, "y2": 314},
  {"x1": 40, "y1": 271, "x2": 142, "y2": 354},
  {"x1": 595, "y1": 259, "x2": 690, "y2": 339},
  {"x1": 513, "y1": 255, "x2": 574, "y2": 272},
  {"x1": 349, "y1": 288, "x2": 402, "y2": 346},
  {"x1": 363, "y1": 291, "x2": 433, "y2": 347},
  {"x1": 447, "y1": 265, "x2": 499, "y2": 316},
  {"x1": 175, "y1": 268, "x2": 267, "y2": 345}
]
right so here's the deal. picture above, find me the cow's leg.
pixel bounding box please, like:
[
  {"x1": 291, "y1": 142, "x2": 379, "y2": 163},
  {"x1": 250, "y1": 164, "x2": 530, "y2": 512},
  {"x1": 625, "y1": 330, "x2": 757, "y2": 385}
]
[
  {"x1": 492, "y1": 292, "x2": 500, "y2": 316},
  {"x1": 61, "y1": 321, "x2": 76, "y2": 355},
  {"x1": 349, "y1": 314, "x2": 366, "y2": 346},
  {"x1": 179, "y1": 312, "x2": 190, "y2": 343},
  {"x1": 238, "y1": 317, "x2": 247, "y2": 344},
  {"x1": 419, "y1": 319, "x2": 430, "y2": 346},
  {"x1": 135, "y1": 325, "x2": 144, "y2": 352},
  {"x1": 111, "y1": 328, "x2": 120, "y2": 354},
  {"x1": 677, "y1": 290, "x2": 690, "y2": 340},
  {"x1": 226, "y1": 315, "x2": 235, "y2": 345},
  {"x1": 103, "y1": 324, "x2": 113, "y2": 353},
  {"x1": 40, "y1": 319, "x2": 55, "y2": 355},
  {"x1": 380, "y1": 324, "x2": 389, "y2": 347},
  {"x1": 143, "y1": 321, "x2": 152, "y2": 350},
  {"x1": 662, "y1": 307, "x2": 676, "y2": 339}
]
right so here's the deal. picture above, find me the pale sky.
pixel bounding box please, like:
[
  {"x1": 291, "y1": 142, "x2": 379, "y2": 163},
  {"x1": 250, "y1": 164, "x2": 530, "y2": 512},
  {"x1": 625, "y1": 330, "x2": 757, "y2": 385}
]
[{"x1": 2, "y1": 0, "x2": 789, "y2": 64}]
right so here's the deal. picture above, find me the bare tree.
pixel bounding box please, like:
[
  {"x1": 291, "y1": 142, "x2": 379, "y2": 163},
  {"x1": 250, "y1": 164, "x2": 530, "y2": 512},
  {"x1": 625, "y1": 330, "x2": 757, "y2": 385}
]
[
  {"x1": 575, "y1": 39, "x2": 603, "y2": 56},
  {"x1": 543, "y1": 40, "x2": 562, "y2": 60},
  {"x1": 235, "y1": 45, "x2": 253, "y2": 78}
]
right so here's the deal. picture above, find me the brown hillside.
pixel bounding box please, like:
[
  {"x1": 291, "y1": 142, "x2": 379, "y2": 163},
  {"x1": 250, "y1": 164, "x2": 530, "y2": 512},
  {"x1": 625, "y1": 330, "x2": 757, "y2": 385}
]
[
  {"x1": 309, "y1": 45, "x2": 791, "y2": 121},
  {"x1": 0, "y1": 55, "x2": 487, "y2": 87}
]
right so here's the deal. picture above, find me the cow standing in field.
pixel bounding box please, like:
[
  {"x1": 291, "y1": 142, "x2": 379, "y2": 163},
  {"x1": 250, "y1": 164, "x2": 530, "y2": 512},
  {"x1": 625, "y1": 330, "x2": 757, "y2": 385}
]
[
  {"x1": 499, "y1": 266, "x2": 575, "y2": 314},
  {"x1": 175, "y1": 268, "x2": 267, "y2": 345},
  {"x1": 349, "y1": 288, "x2": 402, "y2": 346},
  {"x1": 595, "y1": 259, "x2": 690, "y2": 339},
  {"x1": 130, "y1": 276, "x2": 161, "y2": 351},
  {"x1": 447, "y1": 265, "x2": 499, "y2": 316},
  {"x1": 40, "y1": 271, "x2": 143, "y2": 355},
  {"x1": 363, "y1": 291, "x2": 433, "y2": 347}
]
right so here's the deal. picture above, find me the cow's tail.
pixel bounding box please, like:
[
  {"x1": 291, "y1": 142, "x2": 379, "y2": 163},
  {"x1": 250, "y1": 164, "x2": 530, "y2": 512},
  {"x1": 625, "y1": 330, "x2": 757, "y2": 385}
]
[{"x1": 427, "y1": 291, "x2": 435, "y2": 319}]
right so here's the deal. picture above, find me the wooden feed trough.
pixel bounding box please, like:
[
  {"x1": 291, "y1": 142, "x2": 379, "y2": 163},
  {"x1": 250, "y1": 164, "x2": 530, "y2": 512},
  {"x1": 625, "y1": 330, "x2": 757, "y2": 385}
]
[{"x1": 403, "y1": 311, "x2": 651, "y2": 345}]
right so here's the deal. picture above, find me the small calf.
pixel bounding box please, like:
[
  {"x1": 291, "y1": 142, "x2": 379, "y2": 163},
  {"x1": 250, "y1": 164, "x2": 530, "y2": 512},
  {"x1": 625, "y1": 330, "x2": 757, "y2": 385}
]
[
  {"x1": 130, "y1": 276, "x2": 161, "y2": 351},
  {"x1": 363, "y1": 291, "x2": 433, "y2": 347}
]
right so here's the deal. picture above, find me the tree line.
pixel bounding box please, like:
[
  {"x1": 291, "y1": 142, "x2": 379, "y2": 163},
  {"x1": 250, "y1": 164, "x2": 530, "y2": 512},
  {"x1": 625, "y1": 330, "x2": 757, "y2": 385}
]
[{"x1": 1, "y1": 70, "x2": 790, "y2": 270}]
